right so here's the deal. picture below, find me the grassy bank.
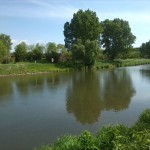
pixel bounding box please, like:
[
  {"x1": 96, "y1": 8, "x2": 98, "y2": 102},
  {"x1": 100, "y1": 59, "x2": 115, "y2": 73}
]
[
  {"x1": 0, "y1": 62, "x2": 73, "y2": 76},
  {"x1": 95, "y1": 58, "x2": 150, "y2": 69},
  {"x1": 37, "y1": 109, "x2": 150, "y2": 150},
  {"x1": 0, "y1": 59, "x2": 150, "y2": 76}
]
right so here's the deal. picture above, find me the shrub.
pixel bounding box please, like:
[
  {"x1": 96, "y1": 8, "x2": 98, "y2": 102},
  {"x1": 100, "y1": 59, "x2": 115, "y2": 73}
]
[
  {"x1": 78, "y1": 131, "x2": 98, "y2": 150},
  {"x1": 51, "y1": 135, "x2": 79, "y2": 150}
]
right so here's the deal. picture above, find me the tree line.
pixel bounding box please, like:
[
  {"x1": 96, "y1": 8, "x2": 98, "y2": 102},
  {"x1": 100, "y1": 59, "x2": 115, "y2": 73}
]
[{"x1": 0, "y1": 9, "x2": 150, "y2": 65}]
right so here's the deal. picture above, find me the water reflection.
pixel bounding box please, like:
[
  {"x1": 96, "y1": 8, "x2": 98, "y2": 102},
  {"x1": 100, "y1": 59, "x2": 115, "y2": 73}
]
[
  {"x1": 140, "y1": 66, "x2": 150, "y2": 82},
  {"x1": 0, "y1": 78, "x2": 13, "y2": 98},
  {"x1": 66, "y1": 72, "x2": 103, "y2": 124},
  {"x1": 101, "y1": 69, "x2": 135, "y2": 111},
  {"x1": 15, "y1": 75, "x2": 45, "y2": 95},
  {"x1": 66, "y1": 69, "x2": 135, "y2": 125}
]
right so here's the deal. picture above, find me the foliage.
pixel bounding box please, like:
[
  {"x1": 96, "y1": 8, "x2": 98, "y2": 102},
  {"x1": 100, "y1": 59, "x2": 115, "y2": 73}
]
[
  {"x1": 127, "y1": 48, "x2": 141, "y2": 59},
  {"x1": 72, "y1": 39, "x2": 100, "y2": 67},
  {"x1": 101, "y1": 18, "x2": 136, "y2": 60},
  {"x1": 0, "y1": 33, "x2": 12, "y2": 63},
  {"x1": 64, "y1": 9, "x2": 102, "y2": 50},
  {"x1": 64, "y1": 9, "x2": 102, "y2": 67},
  {"x1": 15, "y1": 42, "x2": 28, "y2": 62},
  {"x1": 45, "y1": 42, "x2": 65, "y2": 63},
  {"x1": 0, "y1": 41, "x2": 8, "y2": 63},
  {"x1": 32, "y1": 43, "x2": 45, "y2": 61},
  {"x1": 140, "y1": 40, "x2": 150, "y2": 58},
  {"x1": 78, "y1": 131, "x2": 98, "y2": 150},
  {"x1": 38, "y1": 109, "x2": 150, "y2": 150},
  {"x1": 0, "y1": 33, "x2": 12, "y2": 53}
]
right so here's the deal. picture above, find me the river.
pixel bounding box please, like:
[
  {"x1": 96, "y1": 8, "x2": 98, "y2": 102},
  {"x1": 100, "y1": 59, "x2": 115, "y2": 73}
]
[{"x1": 0, "y1": 65, "x2": 150, "y2": 150}]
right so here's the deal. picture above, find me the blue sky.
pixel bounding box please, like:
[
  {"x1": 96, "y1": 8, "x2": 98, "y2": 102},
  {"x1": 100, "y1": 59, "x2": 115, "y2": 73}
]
[{"x1": 0, "y1": 0, "x2": 150, "y2": 50}]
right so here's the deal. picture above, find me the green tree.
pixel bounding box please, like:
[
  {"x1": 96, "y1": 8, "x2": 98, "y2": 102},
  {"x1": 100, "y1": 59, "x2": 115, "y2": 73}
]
[
  {"x1": 0, "y1": 33, "x2": 12, "y2": 63},
  {"x1": 32, "y1": 43, "x2": 45, "y2": 61},
  {"x1": 0, "y1": 33, "x2": 12, "y2": 53},
  {"x1": 72, "y1": 39, "x2": 99, "y2": 67},
  {"x1": 0, "y1": 41, "x2": 7, "y2": 63},
  {"x1": 46, "y1": 42, "x2": 60, "y2": 63},
  {"x1": 64, "y1": 9, "x2": 102, "y2": 49},
  {"x1": 64, "y1": 9, "x2": 102, "y2": 67},
  {"x1": 101, "y1": 19, "x2": 136, "y2": 60},
  {"x1": 140, "y1": 40, "x2": 150, "y2": 58},
  {"x1": 14, "y1": 42, "x2": 28, "y2": 62}
]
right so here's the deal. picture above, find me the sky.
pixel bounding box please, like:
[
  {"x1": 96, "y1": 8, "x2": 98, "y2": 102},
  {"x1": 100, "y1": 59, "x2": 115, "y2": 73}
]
[{"x1": 0, "y1": 0, "x2": 150, "y2": 51}]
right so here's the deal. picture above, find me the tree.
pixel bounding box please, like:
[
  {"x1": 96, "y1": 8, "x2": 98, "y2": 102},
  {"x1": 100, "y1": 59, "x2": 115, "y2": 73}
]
[
  {"x1": 140, "y1": 40, "x2": 150, "y2": 58},
  {"x1": 45, "y1": 42, "x2": 60, "y2": 63},
  {"x1": 64, "y1": 9, "x2": 102, "y2": 67},
  {"x1": 15, "y1": 42, "x2": 28, "y2": 62},
  {"x1": 32, "y1": 43, "x2": 45, "y2": 61},
  {"x1": 72, "y1": 39, "x2": 99, "y2": 67},
  {"x1": 101, "y1": 19, "x2": 136, "y2": 60},
  {"x1": 0, "y1": 33, "x2": 12, "y2": 63},
  {"x1": 0, "y1": 41, "x2": 7, "y2": 63},
  {"x1": 64, "y1": 9, "x2": 102, "y2": 49},
  {"x1": 0, "y1": 33, "x2": 12, "y2": 53}
]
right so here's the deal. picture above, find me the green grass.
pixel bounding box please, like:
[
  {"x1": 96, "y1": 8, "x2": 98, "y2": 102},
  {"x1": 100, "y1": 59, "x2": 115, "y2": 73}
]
[
  {"x1": 95, "y1": 58, "x2": 150, "y2": 69},
  {"x1": 0, "y1": 62, "x2": 72, "y2": 75},
  {"x1": 0, "y1": 59, "x2": 150, "y2": 76},
  {"x1": 37, "y1": 109, "x2": 150, "y2": 150}
]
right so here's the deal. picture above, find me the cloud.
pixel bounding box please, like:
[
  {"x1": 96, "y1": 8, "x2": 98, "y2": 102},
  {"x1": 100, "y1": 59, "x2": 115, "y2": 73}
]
[
  {"x1": 11, "y1": 39, "x2": 30, "y2": 45},
  {"x1": 0, "y1": 0, "x2": 78, "y2": 19}
]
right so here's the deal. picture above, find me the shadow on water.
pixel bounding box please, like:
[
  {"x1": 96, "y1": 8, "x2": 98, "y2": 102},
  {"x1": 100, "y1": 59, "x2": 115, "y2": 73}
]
[{"x1": 66, "y1": 69, "x2": 135, "y2": 125}]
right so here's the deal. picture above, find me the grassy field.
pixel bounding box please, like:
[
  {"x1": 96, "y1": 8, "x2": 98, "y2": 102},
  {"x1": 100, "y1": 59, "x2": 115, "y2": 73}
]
[
  {"x1": 37, "y1": 109, "x2": 150, "y2": 150},
  {"x1": 0, "y1": 62, "x2": 73, "y2": 76},
  {"x1": 0, "y1": 59, "x2": 150, "y2": 76}
]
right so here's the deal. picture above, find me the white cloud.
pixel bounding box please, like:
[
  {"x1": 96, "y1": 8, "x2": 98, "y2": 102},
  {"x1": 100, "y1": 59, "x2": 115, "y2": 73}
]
[
  {"x1": 0, "y1": 0, "x2": 78, "y2": 19},
  {"x1": 11, "y1": 39, "x2": 30, "y2": 45}
]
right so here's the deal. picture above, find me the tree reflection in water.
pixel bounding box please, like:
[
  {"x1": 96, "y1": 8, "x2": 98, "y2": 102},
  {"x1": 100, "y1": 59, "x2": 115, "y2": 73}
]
[
  {"x1": 140, "y1": 66, "x2": 150, "y2": 82},
  {"x1": 66, "y1": 69, "x2": 135, "y2": 125}
]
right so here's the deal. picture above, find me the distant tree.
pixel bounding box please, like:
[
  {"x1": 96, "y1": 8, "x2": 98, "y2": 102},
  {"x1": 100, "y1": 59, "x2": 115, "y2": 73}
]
[
  {"x1": 64, "y1": 9, "x2": 102, "y2": 50},
  {"x1": 57, "y1": 44, "x2": 66, "y2": 53},
  {"x1": 101, "y1": 19, "x2": 136, "y2": 60},
  {"x1": 0, "y1": 33, "x2": 12, "y2": 63},
  {"x1": 15, "y1": 42, "x2": 28, "y2": 62},
  {"x1": 140, "y1": 40, "x2": 150, "y2": 58},
  {"x1": 0, "y1": 41, "x2": 7, "y2": 63},
  {"x1": 0, "y1": 33, "x2": 12, "y2": 53},
  {"x1": 45, "y1": 42, "x2": 60, "y2": 63},
  {"x1": 32, "y1": 43, "x2": 45, "y2": 61}
]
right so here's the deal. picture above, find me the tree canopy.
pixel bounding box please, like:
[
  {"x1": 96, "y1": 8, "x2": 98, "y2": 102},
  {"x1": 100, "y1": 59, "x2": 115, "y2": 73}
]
[
  {"x1": 15, "y1": 42, "x2": 28, "y2": 62},
  {"x1": 64, "y1": 9, "x2": 102, "y2": 50},
  {"x1": 64, "y1": 9, "x2": 102, "y2": 67},
  {"x1": 140, "y1": 40, "x2": 150, "y2": 58},
  {"x1": 100, "y1": 18, "x2": 136, "y2": 60},
  {"x1": 0, "y1": 33, "x2": 12, "y2": 63}
]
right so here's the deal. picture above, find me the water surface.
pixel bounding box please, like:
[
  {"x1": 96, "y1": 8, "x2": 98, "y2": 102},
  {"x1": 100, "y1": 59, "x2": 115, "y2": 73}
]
[{"x1": 0, "y1": 65, "x2": 150, "y2": 150}]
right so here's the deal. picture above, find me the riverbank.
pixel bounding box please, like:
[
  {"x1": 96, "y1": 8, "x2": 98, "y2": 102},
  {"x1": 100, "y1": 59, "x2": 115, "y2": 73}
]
[
  {"x1": 95, "y1": 58, "x2": 150, "y2": 69},
  {"x1": 37, "y1": 109, "x2": 150, "y2": 150},
  {"x1": 0, "y1": 62, "x2": 73, "y2": 76},
  {"x1": 0, "y1": 59, "x2": 150, "y2": 76}
]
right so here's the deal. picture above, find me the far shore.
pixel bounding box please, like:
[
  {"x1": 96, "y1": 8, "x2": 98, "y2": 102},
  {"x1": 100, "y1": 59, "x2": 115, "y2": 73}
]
[{"x1": 0, "y1": 58, "x2": 150, "y2": 77}]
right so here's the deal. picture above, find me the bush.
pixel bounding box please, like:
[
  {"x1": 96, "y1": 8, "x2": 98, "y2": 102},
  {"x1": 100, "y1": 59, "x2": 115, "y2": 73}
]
[
  {"x1": 78, "y1": 131, "x2": 98, "y2": 150},
  {"x1": 38, "y1": 109, "x2": 150, "y2": 150},
  {"x1": 97, "y1": 125, "x2": 129, "y2": 149},
  {"x1": 51, "y1": 135, "x2": 79, "y2": 150},
  {"x1": 138, "y1": 109, "x2": 150, "y2": 124}
]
